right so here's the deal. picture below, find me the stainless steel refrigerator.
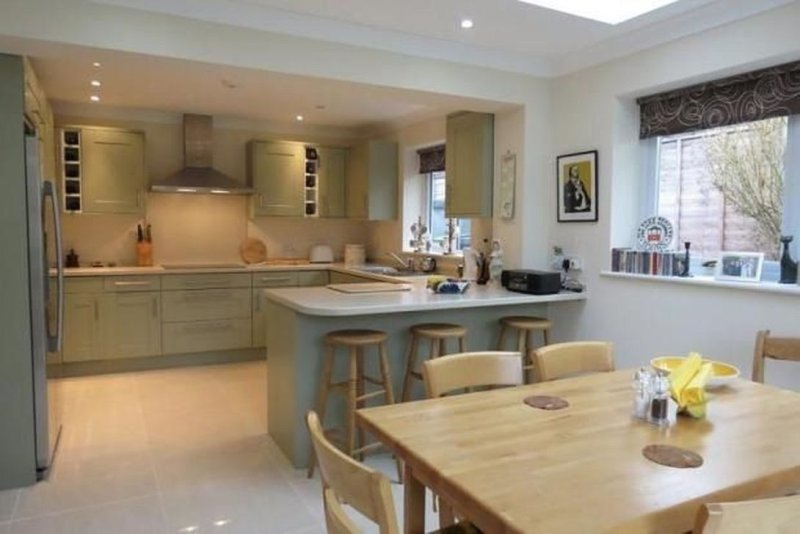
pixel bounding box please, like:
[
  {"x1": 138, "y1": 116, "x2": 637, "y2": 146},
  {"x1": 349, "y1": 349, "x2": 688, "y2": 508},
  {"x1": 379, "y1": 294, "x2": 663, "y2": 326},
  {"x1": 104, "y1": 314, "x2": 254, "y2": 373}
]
[{"x1": 25, "y1": 131, "x2": 64, "y2": 478}]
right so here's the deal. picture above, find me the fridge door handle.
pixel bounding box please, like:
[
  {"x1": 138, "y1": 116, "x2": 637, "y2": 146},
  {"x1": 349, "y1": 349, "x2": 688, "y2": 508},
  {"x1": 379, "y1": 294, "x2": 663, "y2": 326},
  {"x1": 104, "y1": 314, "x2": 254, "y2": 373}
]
[{"x1": 44, "y1": 181, "x2": 64, "y2": 353}]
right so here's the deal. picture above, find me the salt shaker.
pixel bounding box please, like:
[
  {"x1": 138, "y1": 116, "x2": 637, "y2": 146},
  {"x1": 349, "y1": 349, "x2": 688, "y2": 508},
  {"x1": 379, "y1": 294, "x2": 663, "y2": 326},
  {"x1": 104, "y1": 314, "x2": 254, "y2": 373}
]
[{"x1": 632, "y1": 367, "x2": 652, "y2": 420}]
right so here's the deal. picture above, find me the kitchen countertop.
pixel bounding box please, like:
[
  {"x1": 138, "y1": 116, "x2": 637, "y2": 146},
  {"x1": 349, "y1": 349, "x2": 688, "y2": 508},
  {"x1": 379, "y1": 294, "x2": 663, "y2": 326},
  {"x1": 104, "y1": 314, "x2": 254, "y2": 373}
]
[
  {"x1": 61, "y1": 262, "x2": 339, "y2": 276},
  {"x1": 263, "y1": 285, "x2": 586, "y2": 317}
]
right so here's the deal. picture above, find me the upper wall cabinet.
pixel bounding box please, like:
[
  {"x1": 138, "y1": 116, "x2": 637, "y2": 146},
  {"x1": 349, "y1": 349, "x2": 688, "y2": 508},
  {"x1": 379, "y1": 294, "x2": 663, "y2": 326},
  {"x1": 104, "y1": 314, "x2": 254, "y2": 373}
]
[
  {"x1": 60, "y1": 127, "x2": 146, "y2": 214},
  {"x1": 79, "y1": 128, "x2": 146, "y2": 214},
  {"x1": 445, "y1": 112, "x2": 494, "y2": 218},
  {"x1": 249, "y1": 140, "x2": 306, "y2": 217},
  {"x1": 23, "y1": 58, "x2": 56, "y2": 184},
  {"x1": 317, "y1": 146, "x2": 347, "y2": 218},
  {"x1": 346, "y1": 140, "x2": 398, "y2": 220}
]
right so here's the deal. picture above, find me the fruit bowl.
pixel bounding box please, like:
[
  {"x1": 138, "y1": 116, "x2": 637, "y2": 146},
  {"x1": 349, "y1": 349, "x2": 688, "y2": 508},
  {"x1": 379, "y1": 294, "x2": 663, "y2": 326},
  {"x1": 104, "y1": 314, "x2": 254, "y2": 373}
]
[{"x1": 651, "y1": 356, "x2": 740, "y2": 388}]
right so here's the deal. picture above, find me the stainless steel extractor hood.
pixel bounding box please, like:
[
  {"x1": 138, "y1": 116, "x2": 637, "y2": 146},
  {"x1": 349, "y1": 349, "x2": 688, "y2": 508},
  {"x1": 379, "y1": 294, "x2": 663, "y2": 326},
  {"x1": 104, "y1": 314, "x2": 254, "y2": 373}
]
[{"x1": 151, "y1": 114, "x2": 254, "y2": 195}]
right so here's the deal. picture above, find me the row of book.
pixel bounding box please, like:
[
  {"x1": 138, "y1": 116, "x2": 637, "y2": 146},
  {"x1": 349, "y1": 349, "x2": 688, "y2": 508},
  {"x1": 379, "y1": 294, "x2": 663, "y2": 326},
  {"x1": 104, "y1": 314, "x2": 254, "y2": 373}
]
[{"x1": 610, "y1": 248, "x2": 685, "y2": 276}]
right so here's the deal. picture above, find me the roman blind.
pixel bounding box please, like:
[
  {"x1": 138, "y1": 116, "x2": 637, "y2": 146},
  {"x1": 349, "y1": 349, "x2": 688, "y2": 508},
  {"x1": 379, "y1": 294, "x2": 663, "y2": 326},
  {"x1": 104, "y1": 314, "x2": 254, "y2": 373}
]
[
  {"x1": 418, "y1": 144, "x2": 445, "y2": 174},
  {"x1": 638, "y1": 60, "x2": 800, "y2": 139}
]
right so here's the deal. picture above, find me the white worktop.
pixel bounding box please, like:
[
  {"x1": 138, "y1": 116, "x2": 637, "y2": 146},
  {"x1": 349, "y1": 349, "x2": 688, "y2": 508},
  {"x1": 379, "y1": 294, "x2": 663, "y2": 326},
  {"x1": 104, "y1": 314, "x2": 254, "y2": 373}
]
[
  {"x1": 263, "y1": 285, "x2": 586, "y2": 316},
  {"x1": 60, "y1": 262, "x2": 390, "y2": 277}
]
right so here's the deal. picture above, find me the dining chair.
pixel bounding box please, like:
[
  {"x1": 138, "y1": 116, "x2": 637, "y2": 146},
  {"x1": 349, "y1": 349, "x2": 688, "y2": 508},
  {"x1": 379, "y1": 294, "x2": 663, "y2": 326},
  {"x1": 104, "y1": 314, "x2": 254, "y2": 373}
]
[
  {"x1": 306, "y1": 410, "x2": 399, "y2": 534},
  {"x1": 752, "y1": 330, "x2": 800, "y2": 383},
  {"x1": 694, "y1": 494, "x2": 800, "y2": 533},
  {"x1": 529, "y1": 341, "x2": 614, "y2": 382},
  {"x1": 422, "y1": 351, "x2": 524, "y2": 398},
  {"x1": 306, "y1": 411, "x2": 481, "y2": 534}
]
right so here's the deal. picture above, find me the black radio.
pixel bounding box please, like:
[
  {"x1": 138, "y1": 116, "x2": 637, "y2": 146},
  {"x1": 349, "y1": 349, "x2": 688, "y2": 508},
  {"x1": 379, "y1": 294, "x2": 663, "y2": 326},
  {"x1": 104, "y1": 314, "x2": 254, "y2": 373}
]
[{"x1": 501, "y1": 269, "x2": 562, "y2": 295}]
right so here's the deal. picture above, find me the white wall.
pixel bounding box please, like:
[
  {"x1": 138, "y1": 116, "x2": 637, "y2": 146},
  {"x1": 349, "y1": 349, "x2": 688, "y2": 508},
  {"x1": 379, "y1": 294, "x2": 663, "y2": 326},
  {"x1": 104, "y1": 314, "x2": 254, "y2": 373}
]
[{"x1": 548, "y1": 2, "x2": 800, "y2": 390}]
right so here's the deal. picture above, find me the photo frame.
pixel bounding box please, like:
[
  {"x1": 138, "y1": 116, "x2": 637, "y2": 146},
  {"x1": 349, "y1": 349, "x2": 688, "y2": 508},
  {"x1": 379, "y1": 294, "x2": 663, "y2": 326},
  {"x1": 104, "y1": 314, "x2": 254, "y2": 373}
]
[
  {"x1": 499, "y1": 152, "x2": 516, "y2": 220},
  {"x1": 557, "y1": 150, "x2": 598, "y2": 222},
  {"x1": 715, "y1": 252, "x2": 764, "y2": 282}
]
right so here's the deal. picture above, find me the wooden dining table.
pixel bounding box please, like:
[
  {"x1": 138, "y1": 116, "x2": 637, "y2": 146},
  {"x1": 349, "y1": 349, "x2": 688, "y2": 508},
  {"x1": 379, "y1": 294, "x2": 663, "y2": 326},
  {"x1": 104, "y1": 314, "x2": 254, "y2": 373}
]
[{"x1": 357, "y1": 370, "x2": 800, "y2": 533}]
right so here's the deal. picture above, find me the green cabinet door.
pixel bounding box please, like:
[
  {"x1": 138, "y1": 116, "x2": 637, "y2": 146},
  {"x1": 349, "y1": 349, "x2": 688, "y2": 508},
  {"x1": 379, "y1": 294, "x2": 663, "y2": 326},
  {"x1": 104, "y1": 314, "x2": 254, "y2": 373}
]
[
  {"x1": 104, "y1": 292, "x2": 162, "y2": 359},
  {"x1": 252, "y1": 289, "x2": 267, "y2": 348},
  {"x1": 249, "y1": 141, "x2": 305, "y2": 217},
  {"x1": 63, "y1": 294, "x2": 103, "y2": 362},
  {"x1": 318, "y1": 147, "x2": 347, "y2": 218},
  {"x1": 345, "y1": 140, "x2": 397, "y2": 220},
  {"x1": 81, "y1": 128, "x2": 145, "y2": 214},
  {"x1": 445, "y1": 112, "x2": 494, "y2": 218}
]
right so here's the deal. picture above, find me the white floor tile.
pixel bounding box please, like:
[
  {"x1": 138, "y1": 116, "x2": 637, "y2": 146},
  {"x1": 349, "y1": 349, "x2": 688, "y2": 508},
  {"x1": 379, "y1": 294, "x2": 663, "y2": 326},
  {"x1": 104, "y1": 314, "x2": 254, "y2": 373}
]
[
  {"x1": 14, "y1": 452, "x2": 158, "y2": 520},
  {"x1": 8, "y1": 495, "x2": 166, "y2": 534},
  {"x1": 0, "y1": 522, "x2": 10, "y2": 534},
  {"x1": 0, "y1": 490, "x2": 18, "y2": 523}
]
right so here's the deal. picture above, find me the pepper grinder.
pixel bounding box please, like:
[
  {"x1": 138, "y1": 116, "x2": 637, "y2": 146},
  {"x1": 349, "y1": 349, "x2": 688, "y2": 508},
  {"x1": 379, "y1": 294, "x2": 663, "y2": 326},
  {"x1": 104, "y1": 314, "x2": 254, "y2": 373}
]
[
  {"x1": 679, "y1": 241, "x2": 691, "y2": 277},
  {"x1": 779, "y1": 235, "x2": 798, "y2": 284}
]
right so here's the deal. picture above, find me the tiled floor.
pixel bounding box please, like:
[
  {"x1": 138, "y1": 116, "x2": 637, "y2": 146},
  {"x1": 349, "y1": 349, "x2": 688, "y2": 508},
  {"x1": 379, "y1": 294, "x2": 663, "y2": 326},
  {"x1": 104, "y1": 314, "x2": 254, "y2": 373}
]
[{"x1": 0, "y1": 361, "x2": 436, "y2": 533}]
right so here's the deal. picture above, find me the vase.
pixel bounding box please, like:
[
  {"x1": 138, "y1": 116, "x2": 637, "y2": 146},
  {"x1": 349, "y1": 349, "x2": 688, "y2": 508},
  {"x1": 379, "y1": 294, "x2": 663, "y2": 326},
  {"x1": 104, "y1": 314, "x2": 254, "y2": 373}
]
[{"x1": 779, "y1": 236, "x2": 798, "y2": 284}]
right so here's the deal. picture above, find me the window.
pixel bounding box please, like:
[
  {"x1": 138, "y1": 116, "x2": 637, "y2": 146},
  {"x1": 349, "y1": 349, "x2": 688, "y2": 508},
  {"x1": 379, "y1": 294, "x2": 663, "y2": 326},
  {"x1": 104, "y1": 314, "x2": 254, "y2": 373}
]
[
  {"x1": 652, "y1": 116, "x2": 796, "y2": 261},
  {"x1": 426, "y1": 171, "x2": 471, "y2": 253}
]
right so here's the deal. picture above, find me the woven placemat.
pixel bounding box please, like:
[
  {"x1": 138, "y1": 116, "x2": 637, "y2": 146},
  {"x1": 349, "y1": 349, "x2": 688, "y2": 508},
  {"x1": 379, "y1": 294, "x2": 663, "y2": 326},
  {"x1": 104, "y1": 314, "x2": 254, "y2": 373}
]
[
  {"x1": 523, "y1": 395, "x2": 569, "y2": 410},
  {"x1": 642, "y1": 444, "x2": 703, "y2": 468}
]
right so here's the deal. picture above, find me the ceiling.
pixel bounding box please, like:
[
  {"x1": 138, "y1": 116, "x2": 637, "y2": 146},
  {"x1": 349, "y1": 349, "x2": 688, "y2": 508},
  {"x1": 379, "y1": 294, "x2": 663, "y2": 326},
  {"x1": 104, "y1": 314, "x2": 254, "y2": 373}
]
[
  {"x1": 5, "y1": 38, "x2": 511, "y2": 133},
  {"x1": 90, "y1": 0, "x2": 795, "y2": 76}
]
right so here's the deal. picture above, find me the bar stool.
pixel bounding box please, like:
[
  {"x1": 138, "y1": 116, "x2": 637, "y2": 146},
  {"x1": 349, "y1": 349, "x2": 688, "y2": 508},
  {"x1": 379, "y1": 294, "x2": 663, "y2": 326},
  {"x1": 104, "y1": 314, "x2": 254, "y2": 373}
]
[
  {"x1": 307, "y1": 329, "x2": 398, "y2": 479},
  {"x1": 497, "y1": 316, "x2": 552, "y2": 382},
  {"x1": 401, "y1": 323, "x2": 467, "y2": 401}
]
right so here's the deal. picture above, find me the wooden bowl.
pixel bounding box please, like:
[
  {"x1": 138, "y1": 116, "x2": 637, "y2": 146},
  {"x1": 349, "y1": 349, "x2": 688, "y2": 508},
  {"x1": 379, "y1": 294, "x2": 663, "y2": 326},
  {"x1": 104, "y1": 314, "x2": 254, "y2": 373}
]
[{"x1": 650, "y1": 356, "x2": 740, "y2": 388}]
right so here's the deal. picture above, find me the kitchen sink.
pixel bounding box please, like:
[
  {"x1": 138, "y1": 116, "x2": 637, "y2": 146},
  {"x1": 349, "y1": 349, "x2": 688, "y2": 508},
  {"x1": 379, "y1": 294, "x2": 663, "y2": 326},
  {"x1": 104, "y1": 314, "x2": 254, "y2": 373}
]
[{"x1": 353, "y1": 265, "x2": 429, "y2": 277}]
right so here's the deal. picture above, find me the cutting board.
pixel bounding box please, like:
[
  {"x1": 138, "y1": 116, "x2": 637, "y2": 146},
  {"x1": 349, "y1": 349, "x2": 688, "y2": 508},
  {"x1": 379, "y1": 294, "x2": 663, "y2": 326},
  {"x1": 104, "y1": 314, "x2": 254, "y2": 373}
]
[
  {"x1": 240, "y1": 238, "x2": 267, "y2": 264},
  {"x1": 327, "y1": 283, "x2": 412, "y2": 294}
]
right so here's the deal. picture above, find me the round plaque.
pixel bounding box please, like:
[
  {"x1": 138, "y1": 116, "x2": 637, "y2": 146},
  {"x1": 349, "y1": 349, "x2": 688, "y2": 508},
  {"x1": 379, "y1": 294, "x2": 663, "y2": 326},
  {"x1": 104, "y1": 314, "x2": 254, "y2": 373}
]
[
  {"x1": 642, "y1": 444, "x2": 703, "y2": 469},
  {"x1": 523, "y1": 395, "x2": 569, "y2": 410},
  {"x1": 637, "y1": 216, "x2": 674, "y2": 252}
]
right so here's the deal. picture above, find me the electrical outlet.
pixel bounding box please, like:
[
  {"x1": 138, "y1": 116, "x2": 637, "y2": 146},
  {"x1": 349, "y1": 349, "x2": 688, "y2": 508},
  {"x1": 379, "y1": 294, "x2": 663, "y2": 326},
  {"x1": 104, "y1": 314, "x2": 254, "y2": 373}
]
[{"x1": 566, "y1": 256, "x2": 583, "y2": 271}]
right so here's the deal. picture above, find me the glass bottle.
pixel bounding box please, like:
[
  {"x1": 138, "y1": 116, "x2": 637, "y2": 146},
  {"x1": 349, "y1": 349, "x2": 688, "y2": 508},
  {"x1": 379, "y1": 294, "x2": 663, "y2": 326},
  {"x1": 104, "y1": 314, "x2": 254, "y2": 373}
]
[
  {"x1": 649, "y1": 375, "x2": 671, "y2": 426},
  {"x1": 632, "y1": 367, "x2": 652, "y2": 420}
]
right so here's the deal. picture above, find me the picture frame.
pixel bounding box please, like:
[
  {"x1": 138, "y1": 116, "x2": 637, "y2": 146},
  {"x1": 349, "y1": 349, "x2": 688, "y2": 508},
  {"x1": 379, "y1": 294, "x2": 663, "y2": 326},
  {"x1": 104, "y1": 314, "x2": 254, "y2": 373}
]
[
  {"x1": 715, "y1": 252, "x2": 764, "y2": 282},
  {"x1": 557, "y1": 150, "x2": 598, "y2": 222}
]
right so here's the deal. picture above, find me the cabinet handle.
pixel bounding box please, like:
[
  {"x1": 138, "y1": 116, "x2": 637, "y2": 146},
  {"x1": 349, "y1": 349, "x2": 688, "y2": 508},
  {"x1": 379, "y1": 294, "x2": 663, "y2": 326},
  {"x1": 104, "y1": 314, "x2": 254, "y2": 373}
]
[
  {"x1": 94, "y1": 299, "x2": 99, "y2": 321},
  {"x1": 114, "y1": 281, "x2": 152, "y2": 287},
  {"x1": 260, "y1": 277, "x2": 293, "y2": 283}
]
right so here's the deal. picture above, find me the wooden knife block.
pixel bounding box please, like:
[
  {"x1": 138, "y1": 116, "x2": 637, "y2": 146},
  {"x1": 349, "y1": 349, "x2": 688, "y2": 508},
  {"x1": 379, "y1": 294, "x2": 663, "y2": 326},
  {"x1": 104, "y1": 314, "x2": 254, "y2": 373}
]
[{"x1": 136, "y1": 242, "x2": 153, "y2": 267}]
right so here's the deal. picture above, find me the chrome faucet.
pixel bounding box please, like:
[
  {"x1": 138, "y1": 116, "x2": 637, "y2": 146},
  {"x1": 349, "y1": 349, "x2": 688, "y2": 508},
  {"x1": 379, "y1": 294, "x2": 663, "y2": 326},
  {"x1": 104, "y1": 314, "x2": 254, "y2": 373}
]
[{"x1": 387, "y1": 252, "x2": 414, "y2": 271}]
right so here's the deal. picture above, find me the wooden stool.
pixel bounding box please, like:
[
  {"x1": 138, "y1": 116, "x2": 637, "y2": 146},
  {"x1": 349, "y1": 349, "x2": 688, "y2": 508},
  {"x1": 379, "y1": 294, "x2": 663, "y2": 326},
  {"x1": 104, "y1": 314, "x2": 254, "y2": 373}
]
[
  {"x1": 307, "y1": 329, "x2": 398, "y2": 479},
  {"x1": 497, "y1": 316, "x2": 552, "y2": 382},
  {"x1": 401, "y1": 323, "x2": 467, "y2": 401}
]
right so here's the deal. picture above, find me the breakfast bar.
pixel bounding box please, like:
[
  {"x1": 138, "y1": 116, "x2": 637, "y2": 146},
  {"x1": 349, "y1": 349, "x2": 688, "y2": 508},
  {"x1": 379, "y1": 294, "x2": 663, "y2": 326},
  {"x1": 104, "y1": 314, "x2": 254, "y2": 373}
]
[{"x1": 263, "y1": 283, "x2": 586, "y2": 467}]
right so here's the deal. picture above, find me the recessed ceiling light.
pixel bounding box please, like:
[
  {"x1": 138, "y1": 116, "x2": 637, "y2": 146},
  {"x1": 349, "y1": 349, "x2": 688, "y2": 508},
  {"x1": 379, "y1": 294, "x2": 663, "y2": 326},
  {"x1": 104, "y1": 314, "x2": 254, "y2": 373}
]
[
  {"x1": 460, "y1": 19, "x2": 474, "y2": 29},
  {"x1": 89, "y1": 95, "x2": 100, "y2": 102},
  {"x1": 516, "y1": 0, "x2": 679, "y2": 25},
  {"x1": 90, "y1": 80, "x2": 101, "y2": 87},
  {"x1": 296, "y1": 115, "x2": 304, "y2": 122},
  {"x1": 92, "y1": 62, "x2": 101, "y2": 68}
]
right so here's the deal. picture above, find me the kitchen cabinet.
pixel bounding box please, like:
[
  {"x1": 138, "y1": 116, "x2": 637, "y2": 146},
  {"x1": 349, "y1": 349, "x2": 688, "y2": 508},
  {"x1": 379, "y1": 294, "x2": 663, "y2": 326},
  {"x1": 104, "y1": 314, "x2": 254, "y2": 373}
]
[
  {"x1": 252, "y1": 270, "x2": 328, "y2": 347},
  {"x1": 80, "y1": 128, "x2": 146, "y2": 214},
  {"x1": 445, "y1": 112, "x2": 494, "y2": 218},
  {"x1": 162, "y1": 288, "x2": 252, "y2": 323},
  {"x1": 318, "y1": 147, "x2": 347, "y2": 218},
  {"x1": 249, "y1": 141, "x2": 306, "y2": 217},
  {"x1": 63, "y1": 293, "x2": 104, "y2": 362},
  {"x1": 346, "y1": 140, "x2": 398, "y2": 220},
  {"x1": 104, "y1": 292, "x2": 161, "y2": 359},
  {"x1": 23, "y1": 58, "x2": 56, "y2": 183}
]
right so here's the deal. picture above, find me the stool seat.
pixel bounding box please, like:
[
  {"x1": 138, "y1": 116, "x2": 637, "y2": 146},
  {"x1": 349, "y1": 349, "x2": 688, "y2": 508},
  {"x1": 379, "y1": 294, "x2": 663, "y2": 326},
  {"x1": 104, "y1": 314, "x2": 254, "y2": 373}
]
[
  {"x1": 325, "y1": 329, "x2": 388, "y2": 346},
  {"x1": 411, "y1": 323, "x2": 468, "y2": 339},
  {"x1": 500, "y1": 316, "x2": 553, "y2": 331}
]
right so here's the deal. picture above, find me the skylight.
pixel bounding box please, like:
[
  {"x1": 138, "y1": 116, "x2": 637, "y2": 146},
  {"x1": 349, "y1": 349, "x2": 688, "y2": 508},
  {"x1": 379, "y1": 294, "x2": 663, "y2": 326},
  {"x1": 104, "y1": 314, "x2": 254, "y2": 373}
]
[{"x1": 517, "y1": 0, "x2": 680, "y2": 25}]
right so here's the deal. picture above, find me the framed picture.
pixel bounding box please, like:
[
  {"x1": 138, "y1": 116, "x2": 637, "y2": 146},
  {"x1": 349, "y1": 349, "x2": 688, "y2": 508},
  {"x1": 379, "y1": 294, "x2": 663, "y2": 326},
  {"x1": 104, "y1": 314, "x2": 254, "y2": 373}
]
[
  {"x1": 715, "y1": 252, "x2": 764, "y2": 282},
  {"x1": 499, "y1": 152, "x2": 516, "y2": 220},
  {"x1": 557, "y1": 150, "x2": 598, "y2": 222}
]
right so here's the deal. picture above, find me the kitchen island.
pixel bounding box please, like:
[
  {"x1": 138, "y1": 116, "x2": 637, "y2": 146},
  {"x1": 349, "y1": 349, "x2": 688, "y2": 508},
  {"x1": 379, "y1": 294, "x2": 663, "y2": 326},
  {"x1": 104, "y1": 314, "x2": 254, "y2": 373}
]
[{"x1": 263, "y1": 283, "x2": 586, "y2": 467}]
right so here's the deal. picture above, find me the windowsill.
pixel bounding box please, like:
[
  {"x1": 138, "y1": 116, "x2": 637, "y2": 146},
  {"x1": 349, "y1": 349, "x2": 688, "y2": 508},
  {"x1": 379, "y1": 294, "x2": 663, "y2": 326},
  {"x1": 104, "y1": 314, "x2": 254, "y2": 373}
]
[
  {"x1": 600, "y1": 271, "x2": 800, "y2": 297},
  {"x1": 401, "y1": 250, "x2": 464, "y2": 260}
]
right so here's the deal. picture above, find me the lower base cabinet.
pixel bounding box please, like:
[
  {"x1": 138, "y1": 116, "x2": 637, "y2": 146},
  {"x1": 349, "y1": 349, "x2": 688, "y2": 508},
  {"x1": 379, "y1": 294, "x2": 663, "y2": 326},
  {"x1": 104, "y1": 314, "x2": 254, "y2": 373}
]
[
  {"x1": 105, "y1": 292, "x2": 161, "y2": 359},
  {"x1": 63, "y1": 293, "x2": 103, "y2": 362},
  {"x1": 162, "y1": 319, "x2": 252, "y2": 354}
]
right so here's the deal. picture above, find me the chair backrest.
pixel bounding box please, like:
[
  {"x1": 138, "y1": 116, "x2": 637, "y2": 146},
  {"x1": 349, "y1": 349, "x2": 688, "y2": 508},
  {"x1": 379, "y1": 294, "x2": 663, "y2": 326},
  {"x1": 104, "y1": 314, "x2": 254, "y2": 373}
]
[
  {"x1": 531, "y1": 341, "x2": 614, "y2": 382},
  {"x1": 695, "y1": 495, "x2": 800, "y2": 533},
  {"x1": 306, "y1": 411, "x2": 398, "y2": 534},
  {"x1": 752, "y1": 330, "x2": 800, "y2": 383},
  {"x1": 422, "y1": 351, "x2": 523, "y2": 398}
]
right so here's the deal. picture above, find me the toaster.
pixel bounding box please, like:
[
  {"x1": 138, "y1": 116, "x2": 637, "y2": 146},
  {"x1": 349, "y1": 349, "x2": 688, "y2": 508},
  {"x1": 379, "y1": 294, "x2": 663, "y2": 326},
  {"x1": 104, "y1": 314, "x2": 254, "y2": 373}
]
[{"x1": 309, "y1": 245, "x2": 334, "y2": 264}]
